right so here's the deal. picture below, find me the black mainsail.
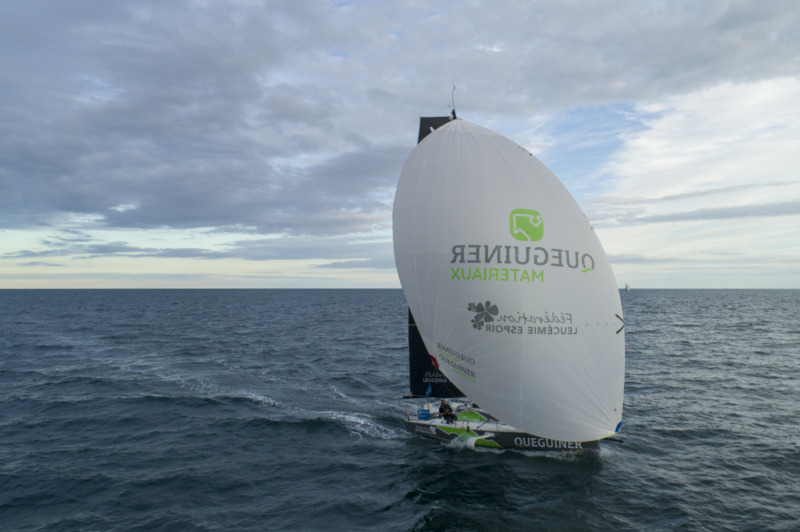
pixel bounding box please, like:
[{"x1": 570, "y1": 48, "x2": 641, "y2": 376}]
[{"x1": 405, "y1": 115, "x2": 464, "y2": 399}]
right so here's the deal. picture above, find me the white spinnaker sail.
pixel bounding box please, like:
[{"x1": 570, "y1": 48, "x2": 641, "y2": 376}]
[{"x1": 393, "y1": 119, "x2": 624, "y2": 442}]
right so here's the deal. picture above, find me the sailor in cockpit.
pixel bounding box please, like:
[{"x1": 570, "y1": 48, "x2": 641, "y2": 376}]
[{"x1": 438, "y1": 399, "x2": 456, "y2": 423}]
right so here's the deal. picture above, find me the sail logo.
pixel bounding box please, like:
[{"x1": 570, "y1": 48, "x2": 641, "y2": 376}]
[
  {"x1": 468, "y1": 300, "x2": 498, "y2": 330},
  {"x1": 470, "y1": 303, "x2": 580, "y2": 337},
  {"x1": 509, "y1": 209, "x2": 543, "y2": 241},
  {"x1": 448, "y1": 210, "x2": 596, "y2": 284}
]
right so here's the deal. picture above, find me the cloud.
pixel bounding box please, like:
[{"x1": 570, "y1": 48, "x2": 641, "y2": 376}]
[
  {"x1": 4, "y1": 226, "x2": 396, "y2": 268},
  {"x1": 16, "y1": 261, "x2": 66, "y2": 268},
  {"x1": 3, "y1": 2, "x2": 798, "y2": 225},
  {"x1": 584, "y1": 78, "x2": 800, "y2": 287},
  {"x1": 585, "y1": 78, "x2": 800, "y2": 224},
  {"x1": 1, "y1": 1, "x2": 799, "y2": 287},
  {"x1": 591, "y1": 181, "x2": 795, "y2": 207},
  {"x1": 624, "y1": 199, "x2": 800, "y2": 224}
]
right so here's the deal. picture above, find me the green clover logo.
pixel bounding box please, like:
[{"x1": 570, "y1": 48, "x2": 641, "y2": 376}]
[{"x1": 468, "y1": 301, "x2": 499, "y2": 330}]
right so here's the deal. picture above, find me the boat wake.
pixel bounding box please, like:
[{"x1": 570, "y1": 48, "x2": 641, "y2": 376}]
[{"x1": 318, "y1": 410, "x2": 400, "y2": 440}]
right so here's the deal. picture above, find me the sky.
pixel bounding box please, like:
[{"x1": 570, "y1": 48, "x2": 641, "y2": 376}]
[{"x1": 1, "y1": 0, "x2": 798, "y2": 289}]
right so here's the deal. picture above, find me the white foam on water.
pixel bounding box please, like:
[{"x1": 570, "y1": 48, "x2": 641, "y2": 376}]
[
  {"x1": 328, "y1": 385, "x2": 349, "y2": 400},
  {"x1": 321, "y1": 410, "x2": 399, "y2": 440},
  {"x1": 234, "y1": 390, "x2": 280, "y2": 407}
]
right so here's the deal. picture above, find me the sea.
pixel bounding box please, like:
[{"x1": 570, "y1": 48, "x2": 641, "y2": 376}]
[{"x1": 1, "y1": 289, "x2": 798, "y2": 531}]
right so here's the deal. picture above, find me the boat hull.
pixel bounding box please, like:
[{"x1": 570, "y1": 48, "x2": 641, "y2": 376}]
[
  {"x1": 404, "y1": 402, "x2": 601, "y2": 451},
  {"x1": 405, "y1": 419, "x2": 599, "y2": 451}
]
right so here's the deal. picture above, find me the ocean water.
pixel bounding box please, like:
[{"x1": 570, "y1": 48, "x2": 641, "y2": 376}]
[{"x1": 1, "y1": 289, "x2": 798, "y2": 531}]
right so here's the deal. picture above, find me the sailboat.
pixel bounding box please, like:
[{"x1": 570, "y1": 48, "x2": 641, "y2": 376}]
[{"x1": 393, "y1": 113, "x2": 625, "y2": 451}]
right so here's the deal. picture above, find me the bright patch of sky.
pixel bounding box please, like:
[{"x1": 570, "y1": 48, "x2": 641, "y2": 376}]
[{"x1": 1, "y1": 0, "x2": 798, "y2": 288}]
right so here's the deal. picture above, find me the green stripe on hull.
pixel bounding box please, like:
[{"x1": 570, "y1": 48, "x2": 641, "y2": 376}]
[
  {"x1": 437, "y1": 426, "x2": 502, "y2": 449},
  {"x1": 474, "y1": 438, "x2": 502, "y2": 449},
  {"x1": 437, "y1": 426, "x2": 474, "y2": 436},
  {"x1": 405, "y1": 420, "x2": 598, "y2": 451}
]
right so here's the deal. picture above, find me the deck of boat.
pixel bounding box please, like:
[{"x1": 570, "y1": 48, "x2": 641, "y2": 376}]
[{"x1": 405, "y1": 401, "x2": 599, "y2": 451}]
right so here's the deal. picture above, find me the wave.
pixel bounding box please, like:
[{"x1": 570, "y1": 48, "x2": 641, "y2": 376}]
[{"x1": 316, "y1": 410, "x2": 400, "y2": 440}]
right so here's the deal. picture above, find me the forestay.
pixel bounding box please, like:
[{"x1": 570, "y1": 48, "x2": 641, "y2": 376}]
[{"x1": 393, "y1": 119, "x2": 624, "y2": 442}]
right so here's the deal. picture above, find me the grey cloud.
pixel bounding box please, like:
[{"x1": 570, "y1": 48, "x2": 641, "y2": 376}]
[
  {"x1": 5, "y1": 228, "x2": 397, "y2": 268},
  {"x1": 608, "y1": 254, "x2": 682, "y2": 264},
  {"x1": 585, "y1": 182, "x2": 800, "y2": 227},
  {"x1": 590, "y1": 181, "x2": 796, "y2": 207},
  {"x1": 17, "y1": 262, "x2": 66, "y2": 267},
  {"x1": 4, "y1": 234, "x2": 230, "y2": 261},
  {"x1": 317, "y1": 259, "x2": 391, "y2": 269},
  {"x1": 225, "y1": 236, "x2": 395, "y2": 264},
  {"x1": 1, "y1": 0, "x2": 798, "y2": 267},
  {"x1": 626, "y1": 200, "x2": 800, "y2": 225}
]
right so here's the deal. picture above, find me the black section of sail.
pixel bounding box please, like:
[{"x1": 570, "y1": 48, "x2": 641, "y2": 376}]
[
  {"x1": 405, "y1": 114, "x2": 465, "y2": 399},
  {"x1": 417, "y1": 115, "x2": 454, "y2": 143},
  {"x1": 407, "y1": 310, "x2": 465, "y2": 398}
]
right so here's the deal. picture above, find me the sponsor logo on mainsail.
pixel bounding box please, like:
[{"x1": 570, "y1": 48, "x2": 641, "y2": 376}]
[
  {"x1": 467, "y1": 301, "x2": 580, "y2": 336},
  {"x1": 467, "y1": 300, "x2": 498, "y2": 330},
  {"x1": 448, "y1": 208, "x2": 595, "y2": 284},
  {"x1": 509, "y1": 208, "x2": 544, "y2": 241},
  {"x1": 436, "y1": 342, "x2": 476, "y2": 382}
]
